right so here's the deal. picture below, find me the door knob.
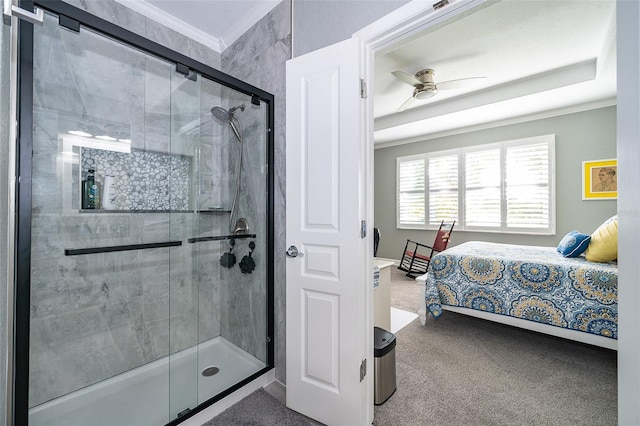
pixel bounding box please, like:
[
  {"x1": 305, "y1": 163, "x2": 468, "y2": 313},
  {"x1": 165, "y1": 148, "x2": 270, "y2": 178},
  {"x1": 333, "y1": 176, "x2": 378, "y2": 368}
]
[{"x1": 286, "y1": 245, "x2": 303, "y2": 258}]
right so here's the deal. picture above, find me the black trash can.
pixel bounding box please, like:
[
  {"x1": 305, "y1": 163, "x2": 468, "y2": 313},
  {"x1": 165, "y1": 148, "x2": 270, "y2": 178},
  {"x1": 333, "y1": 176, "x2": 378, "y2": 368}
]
[{"x1": 374, "y1": 326, "x2": 396, "y2": 405}]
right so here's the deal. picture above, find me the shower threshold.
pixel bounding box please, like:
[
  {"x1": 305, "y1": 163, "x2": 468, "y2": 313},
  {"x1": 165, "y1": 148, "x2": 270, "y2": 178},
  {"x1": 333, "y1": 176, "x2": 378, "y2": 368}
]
[{"x1": 28, "y1": 337, "x2": 266, "y2": 426}]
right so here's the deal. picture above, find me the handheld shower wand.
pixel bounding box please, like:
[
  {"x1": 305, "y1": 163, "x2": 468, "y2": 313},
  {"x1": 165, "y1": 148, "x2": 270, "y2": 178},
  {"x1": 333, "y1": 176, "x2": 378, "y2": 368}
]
[
  {"x1": 211, "y1": 104, "x2": 244, "y2": 142},
  {"x1": 210, "y1": 104, "x2": 246, "y2": 233}
]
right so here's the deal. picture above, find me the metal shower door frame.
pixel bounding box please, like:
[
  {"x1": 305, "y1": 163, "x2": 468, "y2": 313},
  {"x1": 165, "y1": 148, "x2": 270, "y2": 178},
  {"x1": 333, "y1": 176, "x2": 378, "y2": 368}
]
[{"x1": 11, "y1": 1, "x2": 275, "y2": 424}]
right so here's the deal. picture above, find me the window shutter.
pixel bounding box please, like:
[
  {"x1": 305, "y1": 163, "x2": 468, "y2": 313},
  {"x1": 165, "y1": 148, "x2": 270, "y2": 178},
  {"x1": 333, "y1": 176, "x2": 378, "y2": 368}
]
[
  {"x1": 398, "y1": 157, "x2": 425, "y2": 225},
  {"x1": 428, "y1": 154, "x2": 458, "y2": 225},
  {"x1": 395, "y1": 135, "x2": 554, "y2": 234},
  {"x1": 506, "y1": 143, "x2": 550, "y2": 228},
  {"x1": 465, "y1": 149, "x2": 500, "y2": 227}
]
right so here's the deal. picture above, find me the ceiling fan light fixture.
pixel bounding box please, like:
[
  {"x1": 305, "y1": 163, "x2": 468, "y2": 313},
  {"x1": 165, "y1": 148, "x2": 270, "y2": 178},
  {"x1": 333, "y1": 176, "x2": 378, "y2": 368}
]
[{"x1": 414, "y1": 87, "x2": 437, "y2": 100}]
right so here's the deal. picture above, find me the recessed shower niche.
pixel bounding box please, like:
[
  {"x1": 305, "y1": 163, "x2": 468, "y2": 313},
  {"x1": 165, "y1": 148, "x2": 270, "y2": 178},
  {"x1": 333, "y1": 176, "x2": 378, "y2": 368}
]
[
  {"x1": 80, "y1": 146, "x2": 193, "y2": 212},
  {"x1": 17, "y1": 4, "x2": 274, "y2": 426}
]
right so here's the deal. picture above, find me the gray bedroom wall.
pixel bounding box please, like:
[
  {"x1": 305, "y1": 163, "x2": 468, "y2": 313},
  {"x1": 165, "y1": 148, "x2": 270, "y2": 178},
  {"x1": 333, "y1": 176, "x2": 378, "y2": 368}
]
[
  {"x1": 221, "y1": 0, "x2": 291, "y2": 385},
  {"x1": 374, "y1": 106, "x2": 618, "y2": 260},
  {"x1": 292, "y1": 0, "x2": 410, "y2": 57}
]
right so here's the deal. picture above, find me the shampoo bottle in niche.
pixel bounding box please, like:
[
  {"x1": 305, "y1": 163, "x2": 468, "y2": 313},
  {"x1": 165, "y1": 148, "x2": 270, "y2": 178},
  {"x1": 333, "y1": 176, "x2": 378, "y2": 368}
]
[
  {"x1": 102, "y1": 175, "x2": 117, "y2": 210},
  {"x1": 81, "y1": 169, "x2": 101, "y2": 209}
]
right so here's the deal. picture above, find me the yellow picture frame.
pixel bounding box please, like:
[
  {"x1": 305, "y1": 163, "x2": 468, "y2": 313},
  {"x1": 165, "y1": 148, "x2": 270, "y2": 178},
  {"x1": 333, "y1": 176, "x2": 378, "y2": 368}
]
[{"x1": 582, "y1": 159, "x2": 617, "y2": 200}]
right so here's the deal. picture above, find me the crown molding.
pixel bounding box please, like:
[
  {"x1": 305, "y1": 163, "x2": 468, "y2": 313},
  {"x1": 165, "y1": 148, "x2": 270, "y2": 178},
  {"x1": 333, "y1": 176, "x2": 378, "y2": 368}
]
[
  {"x1": 113, "y1": 0, "x2": 224, "y2": 52},
  {"x1": 374, "y1": 98, "x2": 617, "y2": 149},
  {"x1": 219, "y1": 1, "x2": 281, "y2": 50}
]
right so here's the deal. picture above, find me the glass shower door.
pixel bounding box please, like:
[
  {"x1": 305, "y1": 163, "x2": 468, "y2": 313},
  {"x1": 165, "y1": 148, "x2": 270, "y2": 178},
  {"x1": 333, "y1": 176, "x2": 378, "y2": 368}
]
[
  {"x1": 166, "y1": 71, "x2": 271, "y2": 418},
  {"x1": 167, "y1": 62, "x2": 202, "y2": 420},
  {"x1": 20, "y1": 3, "x2": 273, "y2": 425},
  {"x1": 27, "y1": 11, "x2": 177, "y2": 425},
  {"x1": 0, "y1": 15, "x2": 13, "y2": 426}
]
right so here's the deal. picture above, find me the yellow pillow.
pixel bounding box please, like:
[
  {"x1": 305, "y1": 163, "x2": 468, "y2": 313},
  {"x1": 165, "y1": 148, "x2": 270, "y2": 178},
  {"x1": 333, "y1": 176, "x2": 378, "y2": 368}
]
[{"x1": 585, "y1": 216, "x2": 618, "y2": 262}]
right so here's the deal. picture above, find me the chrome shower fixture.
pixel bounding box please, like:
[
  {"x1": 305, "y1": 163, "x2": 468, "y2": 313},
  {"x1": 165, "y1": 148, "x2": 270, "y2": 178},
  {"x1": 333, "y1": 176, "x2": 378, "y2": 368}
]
[
  {"x1": 210, "y1": 104, "x2": 245, "y2": 142},
  {"x1": 233, "y1": 217, "x2": 250, "y2": 235},
  {"x1": 229, "y1": 103, "x2": 246, "y2": 115},
  {"x1": 210, "y1": 103, "x2": 247, "y2": 233},
  {"x1": 210, "y1": 103, "x2": 245, "y2": 121}
]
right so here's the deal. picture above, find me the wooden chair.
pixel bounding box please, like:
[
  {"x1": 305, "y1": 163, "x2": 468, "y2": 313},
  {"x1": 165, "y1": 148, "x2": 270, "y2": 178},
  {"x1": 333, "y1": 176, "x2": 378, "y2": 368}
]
[{"x1": 398, "y1": 220, "x2": 455, "y2": 278}]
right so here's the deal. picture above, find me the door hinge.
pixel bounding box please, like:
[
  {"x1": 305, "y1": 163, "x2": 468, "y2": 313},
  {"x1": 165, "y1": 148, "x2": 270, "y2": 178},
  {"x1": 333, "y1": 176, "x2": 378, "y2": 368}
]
[
  {"x1": 175, "y1": 63, "x2": 197, "y2": 81},
  {"x1": 359, "y1": 359, "x2": 367, "y2": 382},
  {"x1": 59, "y1": 14, "x2": 80, "y2": 32},
  {"x1": 360, "y1": 79, "x2": 367, "y2": 99},
  {"x1": 360, "y1": 220, "x2": 367, "y2": 239}
]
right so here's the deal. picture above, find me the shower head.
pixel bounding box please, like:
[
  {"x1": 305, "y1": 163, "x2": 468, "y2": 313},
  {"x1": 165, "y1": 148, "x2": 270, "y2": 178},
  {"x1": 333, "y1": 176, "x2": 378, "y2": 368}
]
[
  {"x1": 210, "y1": 104, "x2": 245, "y2": 141},
  {"x1": 210, "y1": 104, "x2": 245, "y2": 122},
  {"x1": 210, "y1": 106, "x2": 230, "y2": 122}
]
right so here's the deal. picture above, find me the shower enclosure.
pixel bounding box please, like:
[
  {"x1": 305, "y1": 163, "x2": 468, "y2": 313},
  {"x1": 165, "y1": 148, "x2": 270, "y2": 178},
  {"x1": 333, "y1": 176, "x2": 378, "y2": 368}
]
[{"x1": 10, "y1": 2, "x2": 274, "y2": 425}]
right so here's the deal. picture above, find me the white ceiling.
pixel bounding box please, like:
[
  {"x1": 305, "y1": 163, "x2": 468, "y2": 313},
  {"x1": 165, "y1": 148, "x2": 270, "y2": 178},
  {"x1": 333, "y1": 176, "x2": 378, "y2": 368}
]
[
  {"x1": 115, "y1": 0, "x2": 616, "y2": 147},
  {"x1": 374, "y1": 0, "x2": 617, "y2": 146}
]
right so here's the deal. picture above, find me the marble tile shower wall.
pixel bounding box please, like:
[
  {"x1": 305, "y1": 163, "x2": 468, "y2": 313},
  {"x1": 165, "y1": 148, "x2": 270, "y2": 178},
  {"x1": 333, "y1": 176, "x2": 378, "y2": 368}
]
[
  {"x1": 216, "y1": 96, "x2": 268, "y2": 362},
  {"x1": 28, "y1": 3, "x2": 240, "y2": 407},
  {"x1": 61, "y1": 0, "x2": 221, "y2": 69},
  {"x1": 222, "y1": 0, "x2": 291, "y2": 384},
  {"x1": 57, "y1": 0, "x2": 283, "y2": 373}
]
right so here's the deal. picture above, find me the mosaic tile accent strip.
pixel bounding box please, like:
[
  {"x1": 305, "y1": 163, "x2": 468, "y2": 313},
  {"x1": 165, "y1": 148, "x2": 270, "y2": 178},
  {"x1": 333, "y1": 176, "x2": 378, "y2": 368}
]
[{"x1": 81, "y1": 148, "x2": 192, "y2": 211}]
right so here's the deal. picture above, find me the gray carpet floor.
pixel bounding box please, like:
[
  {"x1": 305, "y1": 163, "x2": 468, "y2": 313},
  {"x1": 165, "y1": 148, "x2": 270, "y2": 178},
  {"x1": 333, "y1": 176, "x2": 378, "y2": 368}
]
[
  {"x1": 202, "y1": 388, "x2": 315, "y2": 425},
  {"x1": 373, "y1": 267, "x2": 617, "y2": 426},
  {"x1": 206, "y1": 267, "x2": 617, "y2": 425}
]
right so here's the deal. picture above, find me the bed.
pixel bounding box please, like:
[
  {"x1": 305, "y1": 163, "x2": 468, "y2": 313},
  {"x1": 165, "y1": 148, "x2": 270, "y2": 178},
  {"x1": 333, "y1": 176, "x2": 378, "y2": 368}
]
[{"x1": 415, "y1": 241, "x2": 618, "y2": 350}]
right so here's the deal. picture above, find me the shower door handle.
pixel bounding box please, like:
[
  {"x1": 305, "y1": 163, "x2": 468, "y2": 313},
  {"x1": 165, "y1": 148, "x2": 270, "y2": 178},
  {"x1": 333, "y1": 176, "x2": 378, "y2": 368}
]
[{"x1": 286, "y1": 245, "x2": 303, "y2": 258}]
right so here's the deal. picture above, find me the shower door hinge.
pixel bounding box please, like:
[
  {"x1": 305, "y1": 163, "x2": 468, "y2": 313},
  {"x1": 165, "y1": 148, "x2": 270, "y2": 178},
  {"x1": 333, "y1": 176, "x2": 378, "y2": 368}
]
[
  {"x1": 59, "y1": 14, "x2": 80, "y2": 32},
  {"x1": 176, "y1": 408, "x2": 191, "y2": 418},
  {"x1": 175, "y1": 63, "x2": 197, "y2": 81},
  {"x1": 359, "y1": 359, "x2": 367, "y2": 382},
  {"x1": 3, "y1": 0, "x2": 44, "y2": 26},
  {"x1": 360, "y1": 79, "x2": 367, "y2": 99},
  {"x1": 360, "y1": 220, "x2": 366, "y2": 239}
]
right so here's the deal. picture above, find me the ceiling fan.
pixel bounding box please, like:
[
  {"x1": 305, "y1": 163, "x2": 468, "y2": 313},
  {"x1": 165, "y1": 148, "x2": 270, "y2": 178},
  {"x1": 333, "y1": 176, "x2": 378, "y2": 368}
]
[{"x1": 392, "y1": 68, "x2": 486, "y2": 112}]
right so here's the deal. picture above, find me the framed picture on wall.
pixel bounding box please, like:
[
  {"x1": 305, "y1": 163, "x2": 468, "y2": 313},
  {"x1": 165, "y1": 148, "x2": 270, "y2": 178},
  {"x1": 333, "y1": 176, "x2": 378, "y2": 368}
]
[{"x1": 582, "y1": 159, "x2": 617, "y2": 200}]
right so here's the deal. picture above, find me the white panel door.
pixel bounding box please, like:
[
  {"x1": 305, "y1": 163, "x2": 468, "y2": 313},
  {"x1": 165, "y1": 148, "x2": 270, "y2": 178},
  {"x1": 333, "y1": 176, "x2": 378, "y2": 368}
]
[{"x1": 286, "y1": 37, "x2": 368, "y2": 425}]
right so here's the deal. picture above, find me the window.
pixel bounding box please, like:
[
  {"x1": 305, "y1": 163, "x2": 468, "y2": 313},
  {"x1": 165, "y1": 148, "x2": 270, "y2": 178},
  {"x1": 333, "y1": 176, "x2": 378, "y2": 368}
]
[
  {"x1": 396, "y1": 135, "x2": 555, "y2": 234},
  {"x1": 397, "y1": 155, "x2": 425, "y2": 225},
  {"x1": 428, "y1": 153, "x2": 458, "y2": 226}
]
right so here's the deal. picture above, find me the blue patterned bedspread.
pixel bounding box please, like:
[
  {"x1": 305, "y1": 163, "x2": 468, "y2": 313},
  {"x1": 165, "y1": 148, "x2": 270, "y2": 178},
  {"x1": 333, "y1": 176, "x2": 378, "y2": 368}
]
[{"x1": 425, "y1": 241, "x2": 618, "y2": 339}]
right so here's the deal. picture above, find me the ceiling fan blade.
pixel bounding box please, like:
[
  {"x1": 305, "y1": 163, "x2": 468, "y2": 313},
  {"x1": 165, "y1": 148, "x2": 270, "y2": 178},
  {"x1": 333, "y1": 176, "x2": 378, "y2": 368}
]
[
  {"x1": 397, "y1": 95, "x2": 416, "y2": 112},
  {"x1": 436, "y1": 76, "x2": 486, "y2": 91},
  {"x1": 392, "y1": 70, "x2": 422, "y2": 86}
]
